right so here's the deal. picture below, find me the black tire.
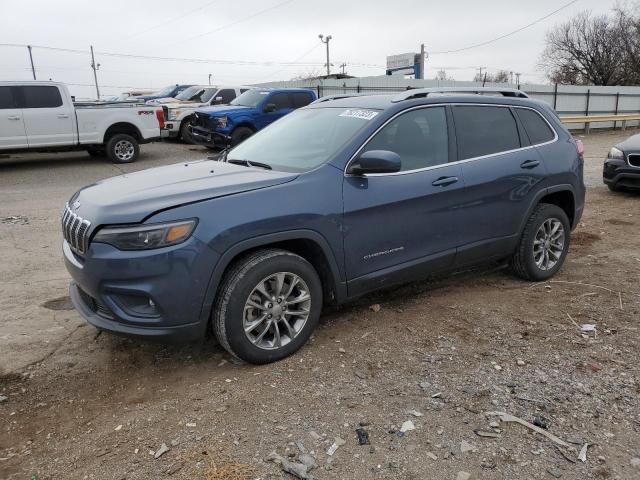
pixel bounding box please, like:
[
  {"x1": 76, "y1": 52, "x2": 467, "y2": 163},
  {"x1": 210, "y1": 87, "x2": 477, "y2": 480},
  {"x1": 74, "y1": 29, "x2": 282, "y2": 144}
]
[
  {"x1": 87, "y1": 146, "x2": 105, "y2": 157},
  {"x1": 106, "y1": 133, "x2": 139, "y2": 164},
  {"x1": 511, "y1": 203, "x2": 571, "y2": 281},
  {"x1": 230, "y1": 126, "x2": 254, "y2": 146},
  {"x1": 180, "y1": 117, "x2": 196, "y2": 144},
  {"x1": 213, "y1": 249, "x2": 323, "y2": 364}
]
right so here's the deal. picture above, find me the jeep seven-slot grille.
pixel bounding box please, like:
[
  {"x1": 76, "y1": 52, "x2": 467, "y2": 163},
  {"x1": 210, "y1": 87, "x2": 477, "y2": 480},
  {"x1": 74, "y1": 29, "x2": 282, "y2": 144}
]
[{"x1": 62, "y1": 204, "x2": 91, "y2": 254}]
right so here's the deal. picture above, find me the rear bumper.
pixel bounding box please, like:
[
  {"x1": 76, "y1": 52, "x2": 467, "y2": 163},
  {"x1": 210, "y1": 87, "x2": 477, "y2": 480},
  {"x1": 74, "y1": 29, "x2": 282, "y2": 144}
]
[{"x1": 603, "y1": 158, "x2": 640, "y2": 189}]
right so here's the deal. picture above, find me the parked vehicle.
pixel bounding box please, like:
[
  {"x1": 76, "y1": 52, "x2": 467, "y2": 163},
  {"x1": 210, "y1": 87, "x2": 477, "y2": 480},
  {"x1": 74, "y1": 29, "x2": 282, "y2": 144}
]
[
  {"x1": 133, "y1": 84, "x2": 193, "y2": 103},
  {"x1": 159, "y1": 85, "x2": 253, "y2": 143},
  {"x1": 603, "y1": 133, "x2": 640, "y2": 191},
  {"x1": 190, "y1": 88, "x2": 316, "y2": 148},
  {"x1": 63, "y1": 87, "x2": 584, "y2": 364},
  {"x1": 0, "y1": 81, "x2": 165, "y2": 163}
]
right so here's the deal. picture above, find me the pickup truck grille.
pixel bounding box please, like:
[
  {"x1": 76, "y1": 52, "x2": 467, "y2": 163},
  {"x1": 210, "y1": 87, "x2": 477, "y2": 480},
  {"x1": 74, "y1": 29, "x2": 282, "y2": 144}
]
[
  {"x1": 62, "y1": 204, "x2": 91, "y2": 254},
  {"x1": 193, "y1": 112, "x2": 210, "y2": 129}
]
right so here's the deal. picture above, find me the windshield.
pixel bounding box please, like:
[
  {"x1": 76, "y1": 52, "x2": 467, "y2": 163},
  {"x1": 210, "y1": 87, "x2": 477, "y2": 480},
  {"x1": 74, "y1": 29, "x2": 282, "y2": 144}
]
[
  {"x1": 153, "y1": 85, "x2": 177, "y2": 97},
  {"x1": 175, "y1": 86, "x2": 216, "y2": 102},
  {"x1": 227, "y1": 107, "x2": 378, "y2": 173},
  {"x1": 230, "y1": 89, "x2": 270, "y2": 107}
]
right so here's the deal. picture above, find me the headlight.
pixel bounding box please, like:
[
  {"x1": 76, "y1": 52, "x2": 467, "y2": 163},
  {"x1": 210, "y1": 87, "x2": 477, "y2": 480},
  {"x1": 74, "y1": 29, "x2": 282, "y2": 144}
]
[
  {"x1": 93, "y1": 219, "x2": 197, "y2": 251},
  {"x1": 215, "y1": 116, "x2": 228, "y2": 128},
  {"x1": 167, "y1": 109, "x2": 181, "y2": 121},
  {"x1": 608, "y1": 147, "x2": 624, "y2": 160}
]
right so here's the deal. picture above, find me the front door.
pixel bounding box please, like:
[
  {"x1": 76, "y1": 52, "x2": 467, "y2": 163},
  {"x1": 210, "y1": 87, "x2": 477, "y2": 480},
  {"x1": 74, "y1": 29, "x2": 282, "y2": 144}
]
[
  {"x1": 20, "y1": 85, "x2": 75, "y2": 147},
  {"x1": 0, "y1": 86, "x2": 27, "y2": 148},
  {"x1": 254, "y1": 92, "x2": 294, "y2": 129},
  {"x1": 342, "y1": 106, "x2": 463, "y2": 296}
]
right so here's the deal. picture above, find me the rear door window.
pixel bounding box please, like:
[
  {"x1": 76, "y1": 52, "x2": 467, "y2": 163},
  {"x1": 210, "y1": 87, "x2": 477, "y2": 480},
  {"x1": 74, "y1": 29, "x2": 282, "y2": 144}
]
[
  {"x1": 515, "y1": 108, "x2": 555, "y2": 145},
  {"x1": 20, "y1": 86, "x2": 63, "y2": 108},
  {"x1": 453, "y1": 105, "x2": 520, "y2": 160},
  {"x1": 363, "y1": 106, "x2": 449, "y2": 171},
  {"x1": 269, "y1": 93, "x2": 293, "y2": 111},
  {"x1": 291, "y1": 92, "x2": 313, "y2": 108},
  {"x1": 217, "y1": 89, "x2": 236, "y2": 104},
  {"x1": 0, "y1": 86, "x2": 16, "y2": 109}
]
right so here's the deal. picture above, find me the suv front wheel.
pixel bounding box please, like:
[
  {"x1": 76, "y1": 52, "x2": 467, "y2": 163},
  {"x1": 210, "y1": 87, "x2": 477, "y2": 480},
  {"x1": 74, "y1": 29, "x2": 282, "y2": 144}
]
[
  {"x1": 213, "y1": 249, "x2": 323, "y2": 364},
  {"x1": 511, "y1": 203, "x2": 571, "y2": 281}
]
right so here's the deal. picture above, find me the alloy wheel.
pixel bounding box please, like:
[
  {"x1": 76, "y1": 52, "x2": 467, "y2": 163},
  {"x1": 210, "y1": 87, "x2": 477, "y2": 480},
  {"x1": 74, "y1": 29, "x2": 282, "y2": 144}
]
[{"x1": 533, "y1": 218, "x2": 565, "y2": 271}]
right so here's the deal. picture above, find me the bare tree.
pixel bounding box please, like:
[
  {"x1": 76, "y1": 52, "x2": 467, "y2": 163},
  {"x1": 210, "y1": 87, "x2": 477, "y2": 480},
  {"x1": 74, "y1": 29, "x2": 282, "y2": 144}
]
[
  {"x1": 472, "y1": 70, "x2": 511, "y2": 83},
  {"x1": 435, "y1": 69, "x2": 454, "y2": 81},
  {"x1": 540, "y1": 7, "x2": 640, "y2": 85},
  {"x1": 290, "y1": 68, "x2": 324, "y2": 81}
]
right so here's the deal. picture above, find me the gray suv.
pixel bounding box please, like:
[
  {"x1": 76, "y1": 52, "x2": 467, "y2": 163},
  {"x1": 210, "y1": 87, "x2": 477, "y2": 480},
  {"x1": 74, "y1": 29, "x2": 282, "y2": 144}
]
[{"x1": 62, "y1": 87, "x2": 585, "y2": 364}]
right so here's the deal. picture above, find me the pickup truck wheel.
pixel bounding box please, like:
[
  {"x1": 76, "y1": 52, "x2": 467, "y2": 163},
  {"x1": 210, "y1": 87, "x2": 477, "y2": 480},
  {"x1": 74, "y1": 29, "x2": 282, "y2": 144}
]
[
  {"x1": 511, "y1": 204, "x2": 570, "y2": 281},
  {"x1": 230, "y1": 126, "x2": 254, "y2": 146},
  {"x1": 213, "y1": 249, "x2": 322, "y2": 364},
  {"x1": 180, "y1": 118, "x2": 196, "y2": 144},
  {"x1": 106, "y1": 134, "x2": 139, "y2": 163}
]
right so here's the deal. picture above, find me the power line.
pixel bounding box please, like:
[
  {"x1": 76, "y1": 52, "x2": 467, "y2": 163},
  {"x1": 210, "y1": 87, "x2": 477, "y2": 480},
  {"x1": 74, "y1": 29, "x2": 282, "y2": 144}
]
[
  {"x1": 167, "y1": 0, "x2": 297, "y2": 48},
  {"x1": 256, "y1": 43, "x2": 323, "y2": 81},
  {"x1": 119, "y1": 0, "x2": 222, "y2": 41},
  {"x1": 429, "y1": 0, "x2": 580, "y2": 54}
]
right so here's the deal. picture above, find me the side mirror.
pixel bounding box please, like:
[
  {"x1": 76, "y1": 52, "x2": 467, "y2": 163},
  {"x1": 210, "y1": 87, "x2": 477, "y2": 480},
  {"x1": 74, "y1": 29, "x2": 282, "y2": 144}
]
[
  {"x1": 263, "y1": 103, "x2": 277, "y2": 113},
  {"x1": 347, "y1": 150, "x2": 401, "y2": 175},
  {"x1": 213, "y1": 96, "x2": 223, "y2": 103}
]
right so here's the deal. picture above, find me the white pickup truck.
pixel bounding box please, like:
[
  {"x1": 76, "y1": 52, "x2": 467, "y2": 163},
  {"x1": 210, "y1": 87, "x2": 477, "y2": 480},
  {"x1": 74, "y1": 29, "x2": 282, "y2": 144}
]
[{"x1": 0, "y1": 81, "x2": 165, "y2": 163}]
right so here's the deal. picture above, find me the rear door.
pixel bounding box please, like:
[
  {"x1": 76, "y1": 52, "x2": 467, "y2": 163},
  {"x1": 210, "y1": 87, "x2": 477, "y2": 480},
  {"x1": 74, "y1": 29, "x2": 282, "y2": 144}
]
[
  {"x1": 343, "y1": 105, "x2": 464, "y2": 296},
  {"x1": 19, "y1": 85, "x2": 75, "y2": 147},
  {"x1": 0, "y1": 86, "x2": 28, "y2": 148},
  {"x1": 453, "y1": 104, "x2": 548, "y2": 265}
]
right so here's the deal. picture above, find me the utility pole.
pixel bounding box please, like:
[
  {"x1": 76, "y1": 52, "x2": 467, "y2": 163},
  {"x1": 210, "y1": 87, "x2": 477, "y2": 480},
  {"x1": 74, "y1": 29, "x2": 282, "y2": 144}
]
[
  {"x1": 418, "y1": 43, "x2": 425, "y2": 80},
  {"x1": 476, "y1": 66, "x2": 486, "y2": 82},
  {"x1": 339, "y1": 62, "x2": 347, "y2": 75},
  {"x1": 27, "y1": 45, "x2": 36, "y2": 80},
  {"x1": 90, "y1": 45, "x2": 100, "y2": 100},
  {"x1": 515, "y1": 72, "x2": 521, "y2": 88},
  {"x1": 318, "y1": 34, "x2": 332, "y2": 76},
  {"x1": 509, "y1": 71, "x2": 514, "y2": 84},
  {"x1": 208, "y1": 73, "x2": 212, "y2": 85}
]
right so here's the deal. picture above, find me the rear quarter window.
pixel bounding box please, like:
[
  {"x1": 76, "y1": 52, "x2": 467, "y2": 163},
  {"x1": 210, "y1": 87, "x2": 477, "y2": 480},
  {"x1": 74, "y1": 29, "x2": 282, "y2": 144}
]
[
  {"x1": 21, "y1": 86, "x2": 63, "y2": 108},
  {"x1": 291, "y1": 92, "x2": 314, "y2": 108},
  {"x1": 515, "y1": 108, "x2": 555, "y2": 145},
  {"x1": 453, "y1": 105, "x2": 520, "y2": 160},
  {"x1": 0, "y1": 86, "x2": 16, "y2": 109}
]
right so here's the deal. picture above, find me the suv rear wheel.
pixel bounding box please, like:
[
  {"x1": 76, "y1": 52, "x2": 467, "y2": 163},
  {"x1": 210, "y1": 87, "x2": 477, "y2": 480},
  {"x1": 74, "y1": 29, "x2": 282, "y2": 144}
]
[
  {"x1": 106, "y1": 133, "x2": 139, "y2": 164},
  {"x1": 213, "y1": 249, "x2": 322, "y2": 364},
  {"x1": 511, "y1": 203, "x2": 571, "y2": 281}
]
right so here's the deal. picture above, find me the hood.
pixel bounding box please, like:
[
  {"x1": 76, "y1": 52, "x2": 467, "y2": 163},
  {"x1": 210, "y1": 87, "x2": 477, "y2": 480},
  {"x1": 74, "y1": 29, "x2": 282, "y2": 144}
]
[
  {"x1": 147, "y1": 97, "x2": 181, "y2": 105},
  {"x1": 167, "y1": 101, "x2": 207, "y2": 109},
  {"x1": 74, "y1": 160, "x2": 297, "y2": 225},
  {"x1": 617, "y1": 134, "x2": 640, "y2": 152},
  {"x1": 196, "y1": 105, "x2": 251, "y2": 117}
]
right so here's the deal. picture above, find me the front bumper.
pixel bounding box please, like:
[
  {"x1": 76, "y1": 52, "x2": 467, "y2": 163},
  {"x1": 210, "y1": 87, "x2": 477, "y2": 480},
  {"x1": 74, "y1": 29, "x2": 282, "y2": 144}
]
[
  {"x1": 603, "y1": 157, "x2": 640, "y2": 190},
  {"x1": 190, "y1": 125, "x2": 231, "y2": 148},
  {"x1": 63, "y1": 237, "x2": 216, "y2": 342}
]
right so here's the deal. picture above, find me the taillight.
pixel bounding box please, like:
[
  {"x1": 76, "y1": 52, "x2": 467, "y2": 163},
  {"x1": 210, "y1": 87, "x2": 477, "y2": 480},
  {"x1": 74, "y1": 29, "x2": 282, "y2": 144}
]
[
  {"x1": 155, "y1": 109, "x2": 165, "y2": 129},
  {"x1": 575, "y1": 139, "x2": 584, "y2": 156}
]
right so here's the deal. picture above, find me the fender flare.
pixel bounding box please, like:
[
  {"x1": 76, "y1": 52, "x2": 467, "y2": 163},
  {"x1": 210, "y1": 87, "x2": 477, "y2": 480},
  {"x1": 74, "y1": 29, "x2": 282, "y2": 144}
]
[
  {"x1": 197, "y1": 229, "x2": 346, "y2": 329},
  {"x1": 518, "y1": 184, "x2": 576, "y2": 235}
]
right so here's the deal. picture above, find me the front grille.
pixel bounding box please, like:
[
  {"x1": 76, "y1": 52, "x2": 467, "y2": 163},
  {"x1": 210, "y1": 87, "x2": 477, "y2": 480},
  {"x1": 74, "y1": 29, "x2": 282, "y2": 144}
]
[
  {"x1": 78, "y1": 288, "x2": 114, "y2": 320},
  {"x1": 62, "y1": 204, "x2": 91, "y2": 254},
  {"x1": 628, "y1": 154, "x2": 640, "y2": 168}
]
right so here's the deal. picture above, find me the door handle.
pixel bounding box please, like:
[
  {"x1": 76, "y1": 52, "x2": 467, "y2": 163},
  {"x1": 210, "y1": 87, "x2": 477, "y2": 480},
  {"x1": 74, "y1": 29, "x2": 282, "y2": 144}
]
[
  {"x1": 520, "y1": 159, "x2": 540, "y2": 169},
  {"x1": 432, "y1": 176, "x2": 459, "y2": 187},
  {"x1": 7, "y1": 115, "x2": 20, "y2": 120},
  {"x1": 57, "y1": 114, "x2": 70, "y2": 119}
]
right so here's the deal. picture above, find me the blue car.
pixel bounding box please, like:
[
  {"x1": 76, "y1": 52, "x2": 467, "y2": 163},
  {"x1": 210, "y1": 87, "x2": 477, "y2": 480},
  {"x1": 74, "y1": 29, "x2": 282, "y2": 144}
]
[
  {"x1": 134, "y1": 84, "x2": 194, "y2": 103},
  {"x1": 190, "y1": 88, "x2": 316, "y2": 148},
  {"x1": 62, "y1": 87, "x2": 585, "y2": 364}
]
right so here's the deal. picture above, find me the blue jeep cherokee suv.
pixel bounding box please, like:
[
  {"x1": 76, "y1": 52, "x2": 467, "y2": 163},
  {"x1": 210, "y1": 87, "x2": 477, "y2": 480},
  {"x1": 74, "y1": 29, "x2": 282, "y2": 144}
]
[
  {"x1": 189, "y1": 88, "x2": 316, "y2": 148},
  {"x1": 62, "y1": 87, "x2": 585, "y2": 364}
]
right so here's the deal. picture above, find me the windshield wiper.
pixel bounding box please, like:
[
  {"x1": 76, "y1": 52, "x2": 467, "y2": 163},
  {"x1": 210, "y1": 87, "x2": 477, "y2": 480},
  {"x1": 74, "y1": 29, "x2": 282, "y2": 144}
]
[{"x1": 227, "y1": 158, "x2": 272, "y2": 170}]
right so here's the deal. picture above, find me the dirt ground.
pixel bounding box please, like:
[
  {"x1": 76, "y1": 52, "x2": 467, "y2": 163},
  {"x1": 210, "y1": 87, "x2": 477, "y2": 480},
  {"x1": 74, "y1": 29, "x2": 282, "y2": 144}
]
[{"x1": 1, "y1": 131, "x2": 639, "y2": 480}]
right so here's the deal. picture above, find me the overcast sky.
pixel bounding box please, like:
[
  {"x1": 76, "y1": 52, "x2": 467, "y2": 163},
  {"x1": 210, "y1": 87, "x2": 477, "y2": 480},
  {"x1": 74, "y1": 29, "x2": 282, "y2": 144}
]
[{"x1": 0, "y1": 0, "x2": 620, "y2": 98}]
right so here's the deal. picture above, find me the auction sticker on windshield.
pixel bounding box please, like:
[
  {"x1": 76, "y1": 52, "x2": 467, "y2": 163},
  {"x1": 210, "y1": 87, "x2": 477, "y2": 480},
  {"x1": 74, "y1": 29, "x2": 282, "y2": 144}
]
[{"x1": 339, "y1": 109, "x2": 379, "y2": 120}]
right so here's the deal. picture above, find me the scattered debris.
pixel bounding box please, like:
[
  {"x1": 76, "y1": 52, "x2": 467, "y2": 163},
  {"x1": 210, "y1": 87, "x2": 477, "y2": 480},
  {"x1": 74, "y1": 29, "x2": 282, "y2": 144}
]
[
  {"x1": 588, "y1": 362, "x2": 603, "y2": 372},
  {"x1": 517, "y1": 359, "x2": 526, "y2": 366},
  {"x1": 547, "y1": 467, "x2": 563, "y2": 478},
  {"x1": 186, "y1": 422, "x2": 196, "y2": 428},
  {"x1": 298, "y1": 453, "x2": 316, "y2": 470},
  {"x1": 154, "y1": 443, "x2": 170, "y2": 459},
  {"x1": 631, "y1": 457, "x2": 640, "y2": 468},
  {"x1": 580, "y1": 324, "x2": 596, "y2": 333},
  {"x1": 487, "y1": 412, "x2": 571, "y2": 448},
  {"x1": 355, "y1": 427, "x2": 370, "y2": 445},
  {"x1": 408, "y1": 409, "x2": 424, "y2": 417},
  {"x1": 399, "y1": 420, "x2": 415, "y2": 434},
  {"x1": 267, "y1": 452, "x2": 313, "y2": 479},
  {"x1": 326, "y1": 437, "x2": 345, "y2": 456},
  {"x1": 474, "y1": 429, "x2": 500, "y2": 438},
  {"x1": 369, "y1": 304, "x2": 381, "y2": 312},
  {"x1": 457, "y1": 472, "x2": 471, "y2": 480},
  {"x1": 493, "y1": 364, "x2": 503, "y2": 371},
  {"x1": 0, "y1": 395, "x2": 7, "y2": 403},
  {"x1": 1, "y1": 215, "x2": 29, "y2": 225},
  {"x1": 431, "y1": 392, "x2": 442, "y2": 398},
  {"x1": 114, "y1": 424, "x2": 123, "y2": 431},
  {"x1": 578, "y1": 443, "x2": 591, "y2": 463},
  {"x1": 460, "y1": 440, "x2": 475, "y2": 453},
  {"x1": 426, "y1": 452, "x2": 437, "y2": 460},
  {"x1": 533, "y1": 416, "x2": 550, "y2": 430}
]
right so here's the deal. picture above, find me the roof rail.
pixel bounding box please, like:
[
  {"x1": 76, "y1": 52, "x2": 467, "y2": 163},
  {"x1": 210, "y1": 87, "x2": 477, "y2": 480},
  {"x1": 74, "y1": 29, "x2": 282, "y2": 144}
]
[
  {"x1": 391, "y1": 87, "x2": 529, "y2": 103},
  {"x1": 310, "y1": 92, "x2": 380, "y2": 104}
]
